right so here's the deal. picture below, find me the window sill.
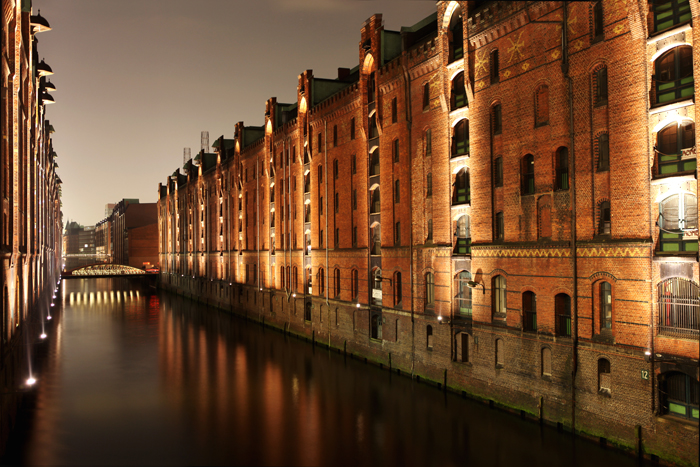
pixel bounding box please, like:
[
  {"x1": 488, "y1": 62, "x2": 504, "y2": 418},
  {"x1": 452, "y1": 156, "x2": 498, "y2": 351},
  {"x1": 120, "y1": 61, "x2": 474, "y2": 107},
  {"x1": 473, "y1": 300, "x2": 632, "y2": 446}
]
[
  {"x1": 594, "y1": 101, "x2": 608, "y2": 109},
  {"x1": 541, "y1": 374, "x2": 552, "y2": 382},
  {"x1": 598, "y1": 388, "x2": 611, "y2": 398},
  {"x1": 650, "y1": 98, "x2": 695, "y2": 113},
  {"x1": 495, "y1": 363, "x2": 504, "y2": 370},
  {"x1": 534, "y1": 121, "x2": 549, "y2": 128},
  {"x1": 656, "y1": 414, "x2": 699, "y2": 429}
]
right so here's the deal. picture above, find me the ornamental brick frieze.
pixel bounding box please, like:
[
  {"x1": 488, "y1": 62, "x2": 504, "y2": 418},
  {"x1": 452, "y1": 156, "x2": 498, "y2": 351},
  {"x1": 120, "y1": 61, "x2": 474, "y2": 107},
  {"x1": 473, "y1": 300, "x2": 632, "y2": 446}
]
[{"x1": 472, "y1": 245, "x2": 571, "y2": 258}]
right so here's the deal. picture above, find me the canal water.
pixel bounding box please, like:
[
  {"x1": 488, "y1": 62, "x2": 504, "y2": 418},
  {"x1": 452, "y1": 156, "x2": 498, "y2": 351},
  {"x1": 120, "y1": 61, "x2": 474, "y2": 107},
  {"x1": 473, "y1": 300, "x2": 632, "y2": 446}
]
[{"x1": 2, "y1": 278, "x2": 648, "y2": 466}]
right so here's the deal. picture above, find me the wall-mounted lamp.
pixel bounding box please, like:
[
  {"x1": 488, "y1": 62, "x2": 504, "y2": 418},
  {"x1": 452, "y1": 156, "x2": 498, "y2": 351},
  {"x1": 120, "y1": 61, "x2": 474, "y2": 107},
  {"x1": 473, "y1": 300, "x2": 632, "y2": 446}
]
[{"x1": 467, "y1": 280, "x2": 485, "y2": 294}]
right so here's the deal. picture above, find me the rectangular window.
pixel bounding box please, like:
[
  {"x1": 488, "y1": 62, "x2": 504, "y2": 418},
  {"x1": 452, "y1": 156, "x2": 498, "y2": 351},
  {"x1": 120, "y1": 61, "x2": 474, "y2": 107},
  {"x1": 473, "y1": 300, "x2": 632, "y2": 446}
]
[
  {"x1": 427, "y1": 219, "x2": 433, "y2": 241},
  {"x1": 318, "y1": 133, "x2": 323, "y2": 153},
  {"x1": 395, "y1": 221, "x2": 401, "y2": 246},
  {"x1": 320, "y1": 230, "x2": 323, "y2": 248},
  {"x1": 495, "y1": 212, "x2": 504, "y2": 240},
  {"x1": 333, "y1": 125, "x2": 338, "y2": 147},
  {"x1": 392, "y1": 97, "x2": 397, "y2": 123},
  {"x1": 495, "y1": 157, "x2": 503, "y2": 187},
  {"x1": 593, "y1": 2, "x2": 604, "y2": 40},
  {"x1": 490, "y1": 50, "x2": 499, "y2": 84},
  {"x1": 319, "y1": 196, "x2": 323, "y2": 215},
  {"x1": 335, "y1": 228, "x2": 339, "y2": 247},
  {"x1": 335, "y1": 193, "x2": 339, "y2": 213},
  {"x1": 427, "y1": 173, "x2": 433, "y2": 196},
  {"x1": 426, "y1": 129, "x2": 432, "y2": 156},
  {"x1": 423, "y1": 83, "x2": 430, "y2": 111},
  {"x1": 353, "y1": 190, "x2": 357, "y2": 210},
  {"x1": 353, "y1": 226, "x2": 357, "y2": 247},
  {"x1": 350, "y1": 118, "x2": 355, "y2": 140},
  {"x1": 393, "y1": 139, "x2": 399, "y2": 163},
  {"x1": 597, "y1": 134, "x2": 609, "y2": 171},
  {"x1": 394, "y1": 179, "x2": 400, "y2": 203}
]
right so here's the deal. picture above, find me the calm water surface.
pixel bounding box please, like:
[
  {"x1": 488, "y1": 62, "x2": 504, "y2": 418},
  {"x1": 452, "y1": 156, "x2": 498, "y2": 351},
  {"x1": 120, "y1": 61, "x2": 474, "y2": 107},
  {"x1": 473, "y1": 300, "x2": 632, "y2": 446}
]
[{"x1": 2, "y1": 278, "x2": 647, "y2": 466}]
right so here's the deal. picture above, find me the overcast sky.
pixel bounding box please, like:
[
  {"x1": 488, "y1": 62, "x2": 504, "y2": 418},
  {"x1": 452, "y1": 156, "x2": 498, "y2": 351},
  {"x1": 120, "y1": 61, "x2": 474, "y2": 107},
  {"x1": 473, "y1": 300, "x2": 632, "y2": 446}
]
[{"x1": 37, "y1": 0, "x2": 437, "y2": 226}]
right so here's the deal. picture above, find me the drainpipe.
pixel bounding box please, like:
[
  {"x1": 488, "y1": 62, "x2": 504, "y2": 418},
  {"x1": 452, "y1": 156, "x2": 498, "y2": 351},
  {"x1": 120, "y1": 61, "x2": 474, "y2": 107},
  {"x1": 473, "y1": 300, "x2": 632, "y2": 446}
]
[
  {"x1": 563, "y1": 1, "x2": 579, "y2": 433},
  {"x1": 399, "y1": 58, "x2": 415, "y2": 378},
  {"x1": 325, "y1": 120, "x2": 331, "y2": 346},
  {"x1": 257, "y1": 156, "x2": 261, "y2": 318},
  {"x1": 643, "y1": 27, "x2": 655, "y2": 415}
]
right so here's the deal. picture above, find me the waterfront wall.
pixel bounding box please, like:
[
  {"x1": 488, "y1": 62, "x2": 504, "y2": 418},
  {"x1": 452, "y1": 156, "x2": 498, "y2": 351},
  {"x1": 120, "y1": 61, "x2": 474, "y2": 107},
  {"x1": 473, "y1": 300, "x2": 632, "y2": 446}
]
[{"x1": 159, "y1": 275, "x2": 698, "y2": 466}]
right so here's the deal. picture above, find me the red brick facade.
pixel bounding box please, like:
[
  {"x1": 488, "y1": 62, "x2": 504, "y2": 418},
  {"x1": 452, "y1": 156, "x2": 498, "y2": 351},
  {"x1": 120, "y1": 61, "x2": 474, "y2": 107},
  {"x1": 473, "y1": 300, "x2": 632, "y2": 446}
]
[
  {"x1": 158, "y1": 2, "x2": 699, "y2": 464},
  {"x1": 1, "y1": 0, "x2": 62, "y2": 453}
]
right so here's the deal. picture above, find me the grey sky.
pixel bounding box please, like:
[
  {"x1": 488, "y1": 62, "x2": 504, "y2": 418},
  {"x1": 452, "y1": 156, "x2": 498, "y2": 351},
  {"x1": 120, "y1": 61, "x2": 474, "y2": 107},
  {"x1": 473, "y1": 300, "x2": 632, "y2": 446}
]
[{"x1": 37, "y1": 0, "x2": 437, "y2": 226}]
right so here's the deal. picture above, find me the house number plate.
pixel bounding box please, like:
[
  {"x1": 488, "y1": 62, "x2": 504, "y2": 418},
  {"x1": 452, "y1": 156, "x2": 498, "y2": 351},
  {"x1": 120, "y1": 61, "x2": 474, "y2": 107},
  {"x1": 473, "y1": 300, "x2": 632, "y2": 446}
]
[{"x1": 641, "y1": 370, "x2": 650, "y2": 380}]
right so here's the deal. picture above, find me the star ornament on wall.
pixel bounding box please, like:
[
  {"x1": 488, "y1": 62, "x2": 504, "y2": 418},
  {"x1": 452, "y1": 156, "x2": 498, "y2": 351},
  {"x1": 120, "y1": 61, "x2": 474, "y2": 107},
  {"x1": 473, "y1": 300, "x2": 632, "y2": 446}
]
[
  {"x1": 507, "y1": 31, "x2": 525, "y2": 63},
  {"x1": 474, "y1": 51, "x2": 489, "y2": 77}
]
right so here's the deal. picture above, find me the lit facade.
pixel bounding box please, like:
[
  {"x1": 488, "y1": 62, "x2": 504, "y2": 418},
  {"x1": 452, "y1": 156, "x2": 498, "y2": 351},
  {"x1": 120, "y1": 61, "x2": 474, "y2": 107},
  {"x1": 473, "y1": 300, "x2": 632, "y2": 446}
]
[
  {"x1": 157, "y1": 2, "x2": 698, "y2": 463},
  {"x1": 1, "y1": 0, "x2": 62, "y2": 451}
]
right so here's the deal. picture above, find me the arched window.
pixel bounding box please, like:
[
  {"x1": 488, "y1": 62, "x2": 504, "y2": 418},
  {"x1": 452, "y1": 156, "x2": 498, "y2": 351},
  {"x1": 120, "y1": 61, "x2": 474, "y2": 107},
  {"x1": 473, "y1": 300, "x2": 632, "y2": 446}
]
[
  {"x1": 371, "y1": 313, "x2": 382, "y2": 340},
  {"x1": 598, "y1": 201, "x2": 611, "y2": 235},
  {"x1": 492, "y1": 104, "x2": 502, "y2": 135},
  {"x1": 594, "y1": 66, "x2": 608, "y2": 106},
  {"x1": 541, "y1": 348, "x2": 552, "y2": 376},
  {"x1": 521, "y1": 154, "x2": 535, "y2": 195},
  {"x1": 318, "y1": 268, "x2": 325, "y2": 295},
  {"x1": 535, "y1": 85, "x2": 549, "y2": 126},
  {"x1": 655, "y1": 46, "x2": 693, "y2": 105},
  {"x1": 367, "y1": 71, "x2": 376, "y2": 103},
  {"x1": 427, "y1": 325, "x2": 434, "y2": 348},
  {"x1": 370, "y1": 149, "x2": 380, "y2": 176},
  {"x1": 369, "y1": 113, "x2": 378, "y2": 139},
  {"x1": 425, "y1": 128, "x2": 432, "y2": 156},
  {"x1": 452, "y1": 168, "x2": 470, "y2": 205},
  {"x1": 425, "y1": 272, "x2": 435, "y2": 306},
  {"x1": 493, "y1": 275, "x2": 506, "y2": 318},
  {"x1": 451, "y1": 72, "x2": 467, "y2": 110},
  {"x1": 452, "y1": 120, "x2": 469, "y2": 156},
  {"x1": 371, "y1": 223, "x2": 381, "y2": 255},
  {"x1": 495, "y1": 338, "x2": 504, "y2": 367},
  {"x1": 656, "y1": 120, "x2": 696, "y2": 176},
  {"x1": 598, "y1": 359, "x2": 611, "y2": 394},
  {"x1": 280, "y1": 266, "x2": 284, "y2": 289},
  {"x1": 456, "y1": 333, "x2": 470, "y2": 363},
  {"x1": 454, "y1": 271, "x2": 472, "y2": 317},
  {"x1": 394, "y1": 271, "x2": 402, "y2": 306},
  {"x1": 555, "y1": 293, "x2": 571, "y2": 337},
  {"x1": 371, "y1": 268, "x2": 382, "y2": 306},
  {"x1": 334, "y1": 268, "x2": 341, "y2": 298},
  {"x1": 454, "y1": 215, "x2": 470, "y2": 255},
  {"x1": 370, "y1": 188, "x2": 380, "y2": 213},
  {"x1": 659, "y1": 193, "x2": 698, "y2": 252},
  {"x1": 600, "y1": 281, "x2": 612, "y2": 330},
  {"x1": 658, "y1": 278, "x2": 699, "y2": 337},
  {"x1": 448, "y1": 5, "x2": 464, "y2": 63},
  {"x1": 653, "y1": 0, "x2": 691, "y2": 33},
  {"x1": 305, "y1": 301, "x2": 312, "y2": 322},
  {"x1": 523, "y1": 291, "x2": 537, "y2": 332},
  {"x1": 660, "y1": 371, "x2": 699, "y2": 420}
]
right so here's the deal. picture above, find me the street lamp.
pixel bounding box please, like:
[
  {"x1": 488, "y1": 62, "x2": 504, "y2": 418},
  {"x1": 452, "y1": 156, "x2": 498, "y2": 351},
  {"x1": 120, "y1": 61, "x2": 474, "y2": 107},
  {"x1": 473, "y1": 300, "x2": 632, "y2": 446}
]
[{"x1": 467, "y1": 280, "x2": 485, "y2": 294}]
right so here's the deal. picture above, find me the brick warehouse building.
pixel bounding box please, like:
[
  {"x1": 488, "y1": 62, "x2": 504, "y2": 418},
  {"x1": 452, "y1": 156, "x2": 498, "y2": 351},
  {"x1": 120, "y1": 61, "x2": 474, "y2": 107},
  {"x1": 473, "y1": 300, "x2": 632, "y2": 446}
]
[
  {"x1": 157, "y1": 2, "x2": 698, "y2": 464},
  {"x1": 1, "y1": 0, "x2": 62, "y2": 452}
]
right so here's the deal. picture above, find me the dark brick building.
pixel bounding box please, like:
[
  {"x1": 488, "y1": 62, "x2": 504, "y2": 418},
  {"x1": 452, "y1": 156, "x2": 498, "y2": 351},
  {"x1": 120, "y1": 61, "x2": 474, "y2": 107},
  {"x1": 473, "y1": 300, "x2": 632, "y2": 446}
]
[{"x1": 157, "y1": 2, "x2": 698, "y2": 464}]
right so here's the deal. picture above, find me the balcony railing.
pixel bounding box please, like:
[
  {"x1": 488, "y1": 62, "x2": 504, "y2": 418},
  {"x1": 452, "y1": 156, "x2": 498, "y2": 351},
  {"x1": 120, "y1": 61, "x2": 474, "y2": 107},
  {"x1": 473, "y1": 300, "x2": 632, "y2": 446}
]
[
  {"x1": 654, "y1": 146, "x2": 697, "y2": 178},
  {"x1": 659, "y1": 302, "x2": 699, "y2": 339}
]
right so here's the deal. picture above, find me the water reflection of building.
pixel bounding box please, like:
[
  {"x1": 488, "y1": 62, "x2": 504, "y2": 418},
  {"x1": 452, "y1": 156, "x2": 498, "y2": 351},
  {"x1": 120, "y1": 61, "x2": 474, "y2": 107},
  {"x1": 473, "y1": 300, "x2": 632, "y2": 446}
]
[
  {"x1": 1, "y1": 0, "x2": 63, "y2": 453},
  {"x1": 156, "y1": 2, "x2": 698, "y2": 464}
]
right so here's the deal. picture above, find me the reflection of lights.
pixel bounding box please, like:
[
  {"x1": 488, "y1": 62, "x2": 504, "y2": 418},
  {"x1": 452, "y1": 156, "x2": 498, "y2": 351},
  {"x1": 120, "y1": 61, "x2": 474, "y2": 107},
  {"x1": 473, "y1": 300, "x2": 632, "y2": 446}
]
[
  {"x1": 40, "y1": 333, "x2": 47, "y2": 339},
  {"x1": 26, "y1": 377, "x2": 37, "y2": 386}
]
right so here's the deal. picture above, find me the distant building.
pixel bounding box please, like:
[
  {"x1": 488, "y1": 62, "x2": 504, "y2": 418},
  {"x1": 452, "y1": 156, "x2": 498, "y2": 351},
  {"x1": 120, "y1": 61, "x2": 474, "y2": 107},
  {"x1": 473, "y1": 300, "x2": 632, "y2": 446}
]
[
  {"x1": 62, "y1": 222, "x2": 96, "y2": 270},
  {"x1": 102, "y1": 199, "x2": 159, "y2": 269}
]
